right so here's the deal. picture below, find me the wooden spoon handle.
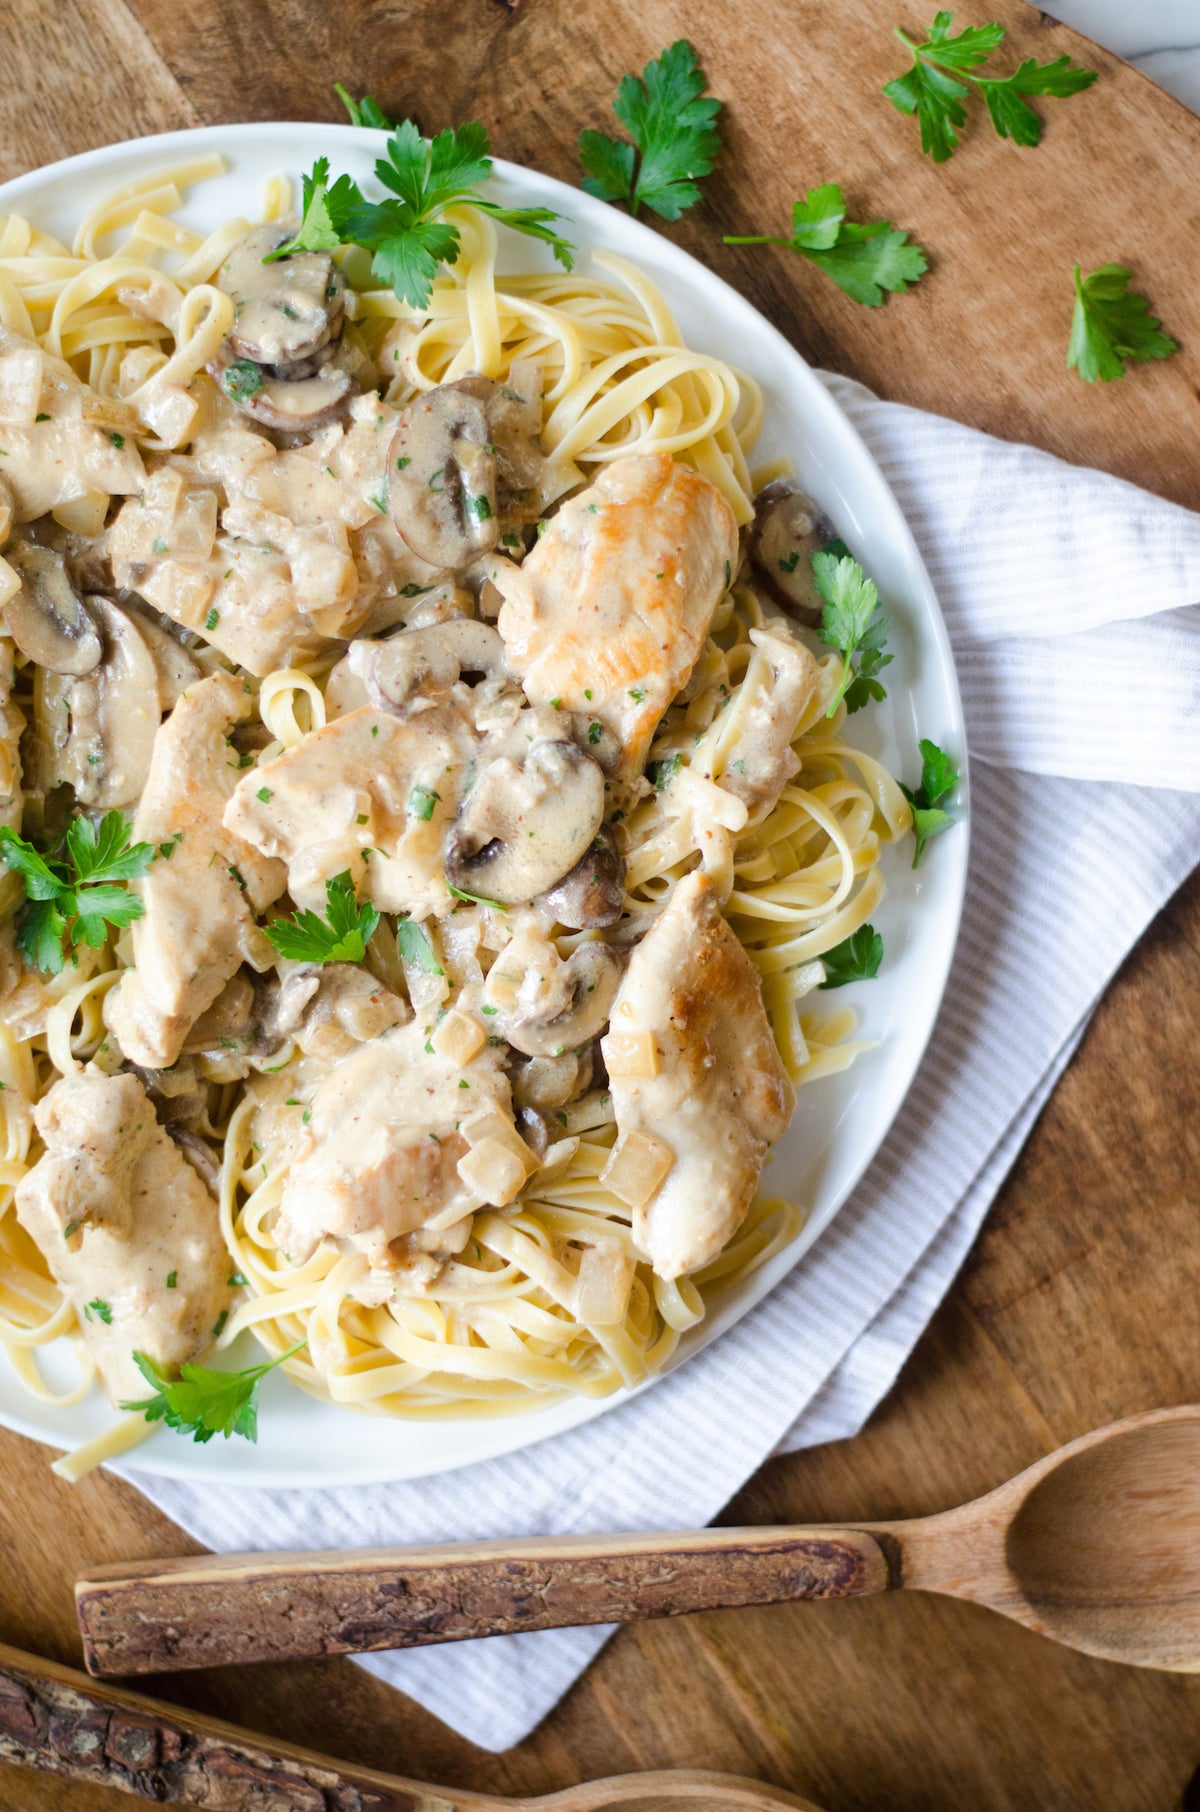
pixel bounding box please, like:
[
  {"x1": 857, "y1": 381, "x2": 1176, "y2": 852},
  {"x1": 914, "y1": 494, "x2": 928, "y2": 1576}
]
[
  {"x1": 0, "y1": 1638, "x2": 821, "y2": 1808},
  {"x1": 0, "y1": 1636, "x2": 492, "y2": 1808},
  {"x1": 76, "y1": 1524, "x2": 896, "y2": 1676}
]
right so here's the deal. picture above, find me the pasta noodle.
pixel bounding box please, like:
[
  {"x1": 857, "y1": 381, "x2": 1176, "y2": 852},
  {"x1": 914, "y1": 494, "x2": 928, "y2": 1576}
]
[{"x1": 0, "y1": 154, "x2": 910, "y2": 1467}]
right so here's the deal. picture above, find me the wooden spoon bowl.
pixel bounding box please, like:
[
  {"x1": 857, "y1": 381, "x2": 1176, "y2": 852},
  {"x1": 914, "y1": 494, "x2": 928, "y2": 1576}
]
[{"x1": 1004, "y1": 1414, "x2": 1200, "y2": 1669}]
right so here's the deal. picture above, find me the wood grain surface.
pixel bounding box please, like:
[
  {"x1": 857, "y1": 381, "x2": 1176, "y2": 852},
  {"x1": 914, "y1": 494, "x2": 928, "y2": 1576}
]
[{"x1": 0, "y1": 2, "x2": 1198, "y2": 1808}]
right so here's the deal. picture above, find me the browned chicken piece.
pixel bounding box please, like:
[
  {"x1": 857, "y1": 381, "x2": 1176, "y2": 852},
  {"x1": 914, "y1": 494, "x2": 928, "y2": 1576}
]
[
  {"x1": 492, "y1": 454, "x2": 739, "y2": 785},
  {"x1": 714, "y1": 623, "x2": 819, "y2": 821},
  {"x1": 225, "y1": 700, "x2": 476, "y2": 917},
  {"x1": 274, "y1": 1018, "x2": 518, "y2": 1273},
  {"x1": 14, "y1": 1068, "x2": 230, "y2": 1404},
  {"x1": 105, "y1": 673, "x2": 286, "y2": 1069},
  {"x1": 601, "y1": 870, "x2": 794, "y2": 1279}
]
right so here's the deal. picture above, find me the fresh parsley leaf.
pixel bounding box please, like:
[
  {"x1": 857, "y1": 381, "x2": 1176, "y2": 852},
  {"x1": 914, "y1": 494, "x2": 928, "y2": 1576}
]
[
  {"x1": 265, "y1": 155, "x2": 361, "y2": 260},
  {"x1": 1066, "y1": 264, "x2": 1178, "y2": 384},
  {"x1": 579, "y1": 40, "x2": 722, "y2": 221},
  {"x1": 85, "y1": 1298, "x2": 112, "y2": 1325},
  {"x1": 0, "y1": 812, "x2": 155, "y2": 974},
  {"x1": 396, "y1": 915, "x2": 444, "y2": 976},
  {"x1": 819, "y1": 925, "x2": 884, "y2": 989},
  {"x1": 724, "y1": 183, "x2": 927, "y2": 308},
  {"x1": 335, "y1": 84, "x2": 394, "y2": 130},
  {"x1": 813, "y1": 552, "x2": 893, "y2": 716},
  {"x1": 121, "y1": 1342, "x2": 305, "y2": 1446},
  {"x1": 16, "y1": 899, "x2": 69, "y2": 974},
  {"x1": 65, "y1": 812, "x2": 156, "y2": 885},
  {"x1": 884, "y1": 13, "x2": 1096, "y2": 163},
  {"x1": 277, "y1": 118, "x2": 573, "y2": 309},
  {"x1": 447, "y1": 881, "x2": 508, "y2": 910},
  {"x1": 900, "y1": 737, "x2": 959, "y2": 866},
  {"x1": 263, "y1": 871, "x2": 380, "y2": 964}
]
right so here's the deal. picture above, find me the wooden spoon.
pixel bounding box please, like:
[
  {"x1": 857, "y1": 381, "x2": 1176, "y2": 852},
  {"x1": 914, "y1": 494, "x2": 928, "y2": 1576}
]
[
  {"x1": 0, "y1": 1637, "x2": 819, "y2": 1809},
  {"x1": 76, "y1": 1405, "x2": 1200, "y2": 1679}
]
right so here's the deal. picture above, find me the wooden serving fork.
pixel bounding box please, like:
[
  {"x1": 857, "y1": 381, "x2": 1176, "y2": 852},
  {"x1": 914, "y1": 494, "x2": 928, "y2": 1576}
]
[{"x1": 76, "y1": 1406, "x2": 1200, "y2": 1679}]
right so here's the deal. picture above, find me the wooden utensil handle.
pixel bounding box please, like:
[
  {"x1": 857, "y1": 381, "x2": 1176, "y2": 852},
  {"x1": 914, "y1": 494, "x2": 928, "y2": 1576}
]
[
  {"x1": 0, "y1": 1636, "x2": 485, "y2": 1809},
  {"x1": 77, "y1": 1524, "x2": 896, "y2": 1676}
]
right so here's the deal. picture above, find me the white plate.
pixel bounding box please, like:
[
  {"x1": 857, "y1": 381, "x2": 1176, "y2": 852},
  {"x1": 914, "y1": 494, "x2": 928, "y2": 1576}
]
[{"x1": 0, "y1": 124, "x2": 968, "y2": 1484}]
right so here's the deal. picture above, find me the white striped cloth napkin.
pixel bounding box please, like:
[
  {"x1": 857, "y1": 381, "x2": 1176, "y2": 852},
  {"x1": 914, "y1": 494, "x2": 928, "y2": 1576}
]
[{"x1": 130, "y1": 374, "x2": 1200, "y2": 1751}]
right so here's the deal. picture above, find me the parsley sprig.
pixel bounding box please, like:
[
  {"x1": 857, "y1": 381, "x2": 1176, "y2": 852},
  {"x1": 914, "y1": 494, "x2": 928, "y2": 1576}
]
[
  {"x1": 884, "y1": 12, "x2": 1096, "y2": 163},
  {"x1": 335, "y1": 85, "x2": 393, "y2": 130},
  {"x1": 271, "y1": 107, "x2": 574, "y2": 310},
  {"x1": 901, "y1": 738, "x2": 959, "y2": 866},
  {"x1": 579, "y1": 41, "x2": 722, "y2": 221},
  {"x1": 725, "y1": 183, "x2": 927, "y2": 308},
  {"x1": 264, "y1": 871, "x2": 380, "y2": 964},
  {"x1": 122, "y1": 1342, "x2": 305, "y2": 1446},
  {"x1": 819, "y1": 925, "x2": 884, "y2": 989},
  {"x1": 1067, "y1": 264, "x2": 1178, "y2": 384},
  {"x1": 814, "y1": 552, "x2": 893, "y2": 716},
  {"x1": 0, "y1": 812, "x2": 156, "y2": 975}
]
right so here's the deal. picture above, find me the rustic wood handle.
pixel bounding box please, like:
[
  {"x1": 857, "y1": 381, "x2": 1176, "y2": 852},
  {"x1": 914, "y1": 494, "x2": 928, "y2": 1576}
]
[
  {"x1": 0, "y1": 1636, "x2": 822, "y2": 1808},
  {"x1": 76, "y1": 1524, "x2": 897, "y2": 1677},
  {"x1": 0, "y1": 1635, "x2": 488, "y2": 1808}
]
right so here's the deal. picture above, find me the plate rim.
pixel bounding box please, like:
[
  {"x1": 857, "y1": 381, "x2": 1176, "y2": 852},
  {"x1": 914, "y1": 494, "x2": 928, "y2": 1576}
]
[{"x1": 0, "y1": 121, "x2": 970, "y2": 1485}]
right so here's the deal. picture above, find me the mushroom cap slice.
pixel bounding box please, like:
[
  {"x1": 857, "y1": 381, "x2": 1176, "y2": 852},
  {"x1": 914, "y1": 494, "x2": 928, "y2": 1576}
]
[
  {"x1": 348, "y1": 618, "x2": 508, "y2": 713},
  {"x1": 217, "y1": 225, "x2": 346, "y2": 371},
  {"x1": 748, "y1": 480, "x2": 838, "y2": 623},
  {"x1": 233, "y1": 365, "x2": 355, "y2": 435},
  {"x1": 3, "y1": 542, "x2": 102, "y2": 675},
  {"x1": 493, "y1": 941, "x2": 624, "y2": 1059},
  {"x1": 388, "y1": 385, "x2": 500, "y2": 570},
  {"x1": 445, "y1": 738, "x2": 605, "y2": 906},
  {"x1": 41, "y1": 596, "x2": 160, "y2": 810},
  {"x1": 541, "y1": 824, "x2": 626, "y2": 929}
]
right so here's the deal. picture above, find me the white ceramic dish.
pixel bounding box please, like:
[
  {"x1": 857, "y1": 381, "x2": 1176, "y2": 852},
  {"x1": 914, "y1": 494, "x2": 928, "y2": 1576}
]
[{"x1": 0, "y1": 123, "x2": 968, "y2": 1484}]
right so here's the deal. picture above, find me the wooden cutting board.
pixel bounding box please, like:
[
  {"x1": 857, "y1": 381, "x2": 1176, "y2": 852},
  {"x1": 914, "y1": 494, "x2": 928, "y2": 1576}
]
[{"x1": 1, "y1": 3, "x2": 1199, "y2": 1809}]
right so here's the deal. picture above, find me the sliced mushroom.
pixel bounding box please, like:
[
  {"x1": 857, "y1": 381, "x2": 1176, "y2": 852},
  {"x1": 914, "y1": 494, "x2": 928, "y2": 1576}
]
[
  {"x1": 119, "y1": 595, "x2": 201, "y2": 708},
  {"x1": 345, "y1": 619, "x2": 508, "y2": 714},
  {"x1": 39, "y1": 597, "x2": 160, "y2": 810},
  {"x1": 232, "y1": 364, "x2": 356, "y2": 436},
  {"x1": 511, "y1": 1045, "x2": 595, "y2": 1112},
  {"x1": 456, "y1": 360, "x2": 546, "y2": 520},
  {"x1": 748, "y1": 480, "x2": 838, "y2": 623},
  {"x1": 446, "y1": 738, "x2": 605, "y2": 905},
  {"x1": 388, "y1": 383, "x2": 499, "y2": 570},
  {"x1": 541, "y1": 826, "x2": 626, "y2": 929},
  {"x1": 217, "y1": 226, "x2": 346, "y2": 372},
  {"x1": 3, "y1": 543, "x2": 101, "y2": 675},
  {"x1": 132, "y1": 1056, "x2": 207, "y2": 1129},
  {"x1": 489, "y1": 940, "x2": 624, "y2": 1059}
]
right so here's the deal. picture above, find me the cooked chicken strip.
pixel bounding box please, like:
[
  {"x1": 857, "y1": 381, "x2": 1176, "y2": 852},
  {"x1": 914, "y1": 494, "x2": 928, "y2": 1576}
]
[
  {"x1": 225, "y1": 700, "x2": 476, "y2": 916},
  {"x1": 602, "y1": 870, "x2": 793, "y2": 1279},
  {"x1": 274, "y1": 1018, "x2": 516, "y2": 1272},
  {"x1": 714, "y1": 623, "x2": 818, "y2": 821},
  {"x1": 105, "y1": 673, "x2": 286, "y2": 1069},
  {"x1": 493, "y1": 454, "x2": 738, "y2": 785},
  {"x1": 15, "y1": 1068, "x2": 229, "y2": 1404}
]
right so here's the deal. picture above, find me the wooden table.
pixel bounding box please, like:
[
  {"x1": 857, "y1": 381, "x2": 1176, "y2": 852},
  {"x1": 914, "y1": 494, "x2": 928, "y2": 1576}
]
[{"x1": 2, "y1": 2, "x2": 1199, "y2": 1806}]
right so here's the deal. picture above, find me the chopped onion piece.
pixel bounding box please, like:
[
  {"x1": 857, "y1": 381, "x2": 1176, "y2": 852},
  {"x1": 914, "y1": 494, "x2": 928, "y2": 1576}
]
[
  {"x1": 457, "y1": 1138, "x2": 526, "y2": 1207},
  {"x1": 574, "y1": 1238, "x2": 635, "y2": 1325},
  {"x1": 602, "y1": 1128, "x2": 674, "y2": 1209},
  {"x1": 431, "y1": 1008, "x2": 486, "y2": 1066}
]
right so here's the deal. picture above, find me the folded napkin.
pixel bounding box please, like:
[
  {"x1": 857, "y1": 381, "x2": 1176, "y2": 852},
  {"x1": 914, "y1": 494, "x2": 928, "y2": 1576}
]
[{"x1": 129, "y1": 373, "x2": 1200, "y2": 1752}]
